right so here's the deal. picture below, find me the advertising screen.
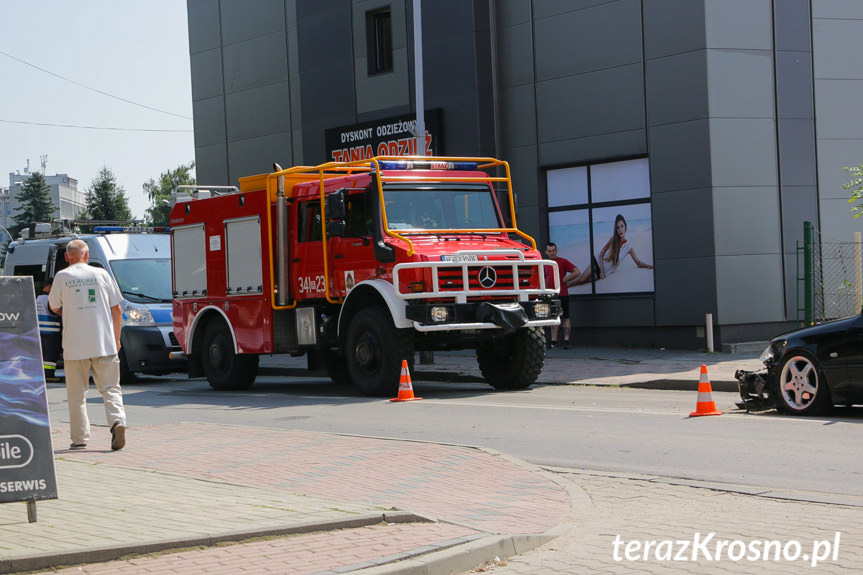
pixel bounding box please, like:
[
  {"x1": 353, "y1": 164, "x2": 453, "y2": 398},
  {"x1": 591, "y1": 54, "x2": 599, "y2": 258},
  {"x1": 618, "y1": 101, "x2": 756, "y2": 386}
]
[{"x1": 0, "y1": 276, "x2": 58, "y2": 503}]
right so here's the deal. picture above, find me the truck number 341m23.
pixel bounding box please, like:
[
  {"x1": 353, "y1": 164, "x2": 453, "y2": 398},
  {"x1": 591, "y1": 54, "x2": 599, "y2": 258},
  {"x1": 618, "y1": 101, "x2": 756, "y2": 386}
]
[{"x1": 298, "y1": 275, "x2": 325, "y2": 294}]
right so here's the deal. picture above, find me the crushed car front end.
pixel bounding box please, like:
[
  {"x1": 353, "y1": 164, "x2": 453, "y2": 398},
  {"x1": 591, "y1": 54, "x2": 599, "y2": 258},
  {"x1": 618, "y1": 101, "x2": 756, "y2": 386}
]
[{"x1": 735, "y1": 343, "x2": 781, "y2": 412}]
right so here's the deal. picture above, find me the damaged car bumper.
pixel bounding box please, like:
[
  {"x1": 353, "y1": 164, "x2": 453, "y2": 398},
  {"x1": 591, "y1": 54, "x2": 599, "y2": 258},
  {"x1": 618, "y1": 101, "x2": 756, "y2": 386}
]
[
  {"x1": 734, "y1": 342, "x2": 781, "y2": 412},
  {"x1": 734, "y1": 368, "x2": 775, "y2": 412}
]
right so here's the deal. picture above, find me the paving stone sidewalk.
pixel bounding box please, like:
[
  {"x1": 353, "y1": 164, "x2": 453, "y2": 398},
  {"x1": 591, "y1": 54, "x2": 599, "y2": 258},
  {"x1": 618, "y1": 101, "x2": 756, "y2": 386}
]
[
  {"x1": 0, "y1": 422, "x2": 569, "y2": 575},
  {"x1": 459, "y1": 470, "x2": 863, "y2": 575}
]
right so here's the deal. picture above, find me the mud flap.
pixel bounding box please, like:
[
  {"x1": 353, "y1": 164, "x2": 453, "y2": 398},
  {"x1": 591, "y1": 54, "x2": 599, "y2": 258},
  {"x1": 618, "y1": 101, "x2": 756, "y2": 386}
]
[{"x1": 476, "y1": 302, "x2": 528, "y2": 333}]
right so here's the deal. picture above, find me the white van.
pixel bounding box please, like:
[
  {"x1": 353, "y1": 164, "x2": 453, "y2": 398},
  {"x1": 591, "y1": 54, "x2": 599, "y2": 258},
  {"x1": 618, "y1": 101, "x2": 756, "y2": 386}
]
[{"x1": 3, "y1": 228, "x2": 185, "y2": 383}]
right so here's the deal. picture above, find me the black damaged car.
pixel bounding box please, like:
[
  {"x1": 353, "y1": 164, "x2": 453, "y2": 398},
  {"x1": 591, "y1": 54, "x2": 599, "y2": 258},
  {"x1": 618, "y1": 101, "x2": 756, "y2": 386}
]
[{"x1": 736, "y1": 314, "x2": 863, "y2": 415}]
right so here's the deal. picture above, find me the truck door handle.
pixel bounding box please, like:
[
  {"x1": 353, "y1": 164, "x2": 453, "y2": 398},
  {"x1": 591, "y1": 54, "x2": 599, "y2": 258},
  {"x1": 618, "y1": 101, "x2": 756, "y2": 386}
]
[
  {"x1": 334, "y1": 254, "x2": 344, "y2": 258},
  {"x1": 291, "y1": 258, "x2": 301, "y2": 262}
]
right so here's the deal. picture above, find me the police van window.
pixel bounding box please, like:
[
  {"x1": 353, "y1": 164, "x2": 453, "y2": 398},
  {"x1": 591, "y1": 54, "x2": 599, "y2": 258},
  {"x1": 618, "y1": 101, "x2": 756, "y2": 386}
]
[
  {"x1": 344, "y1": 192, "x2": 373, "y2": 238},
  {"x1": 298, "y1": 201, "x2": 322, "y2": 242},
  {"x1": 13, "y1": 264, "x2": 45, "y2": 293}
]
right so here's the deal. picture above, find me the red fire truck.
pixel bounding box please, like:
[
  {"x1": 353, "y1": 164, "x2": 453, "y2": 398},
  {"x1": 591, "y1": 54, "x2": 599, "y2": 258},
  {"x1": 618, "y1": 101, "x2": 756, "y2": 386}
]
[{"x1": 169, "y1": 156, "x2": 561, "y2": 395}]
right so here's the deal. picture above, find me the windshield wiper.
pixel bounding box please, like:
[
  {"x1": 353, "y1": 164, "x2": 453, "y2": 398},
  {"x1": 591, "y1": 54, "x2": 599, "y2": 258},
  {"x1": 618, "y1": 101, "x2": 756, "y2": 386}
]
[{"x1": 121, "y1": 290, "x2": 165, "y2": 302}]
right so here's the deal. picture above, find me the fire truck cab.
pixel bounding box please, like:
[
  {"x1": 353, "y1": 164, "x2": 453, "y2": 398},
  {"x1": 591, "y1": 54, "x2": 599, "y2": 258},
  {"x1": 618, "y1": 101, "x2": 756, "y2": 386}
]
[{"x1": 170, "y1": 156, "x2": 561, "y2": 396}]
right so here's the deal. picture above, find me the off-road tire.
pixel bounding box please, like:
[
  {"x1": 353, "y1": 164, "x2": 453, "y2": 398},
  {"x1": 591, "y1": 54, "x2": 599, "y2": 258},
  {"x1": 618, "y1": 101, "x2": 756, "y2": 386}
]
[
  {"x1": 201, "y1": 318, "x2": 258, "y2": 391},
  {"x1": 774, "y1": 350, "x2": 831, "y2": 416},
  {"x1": 476, "y1": 327, "x2": 545, "y2": 390},
  {"x1": 323, "y1": 348, "x2": 352, "y2": 386},
  {"x1": 345, "y1": 306, "x2": 414, "y2": 396}
]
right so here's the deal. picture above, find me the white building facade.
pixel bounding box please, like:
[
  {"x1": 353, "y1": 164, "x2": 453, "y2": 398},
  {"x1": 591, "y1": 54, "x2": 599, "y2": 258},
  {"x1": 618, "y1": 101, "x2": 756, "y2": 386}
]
[{"x1": 7, "y1": 172, "x2": 86, "y2": 227}]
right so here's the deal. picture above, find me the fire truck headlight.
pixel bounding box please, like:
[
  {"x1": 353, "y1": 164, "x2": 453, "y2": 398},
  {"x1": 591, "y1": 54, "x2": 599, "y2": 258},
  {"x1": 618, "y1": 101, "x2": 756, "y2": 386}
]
[
  {"x1": 122, "y1": 301, "x2": 156, "y2": 327},
  {"x1": 533, "y1": 302, "x2": 551, "y2": 319},
  {"x1": 430, "y1": 306, "x2": 450, "y2": 323}
]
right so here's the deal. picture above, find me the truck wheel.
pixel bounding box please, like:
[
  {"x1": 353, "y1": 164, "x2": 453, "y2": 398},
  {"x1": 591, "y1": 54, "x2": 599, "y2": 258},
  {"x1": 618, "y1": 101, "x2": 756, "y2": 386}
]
[
  {"x1": 201, "y1": 319, "x2": 258, "y2": 390},
  {"x1": 477, "y1": 327, "x2": 545, "y2": 390},
  {"x1": 119, "y1": 348, "x2": 137, "y2": 386},
  {"x1": 323, "y1": 348, "x2": 352, "y2": 386},
  {"x1": 346, "y1": 306, "x2": 414, "y2": 396}
]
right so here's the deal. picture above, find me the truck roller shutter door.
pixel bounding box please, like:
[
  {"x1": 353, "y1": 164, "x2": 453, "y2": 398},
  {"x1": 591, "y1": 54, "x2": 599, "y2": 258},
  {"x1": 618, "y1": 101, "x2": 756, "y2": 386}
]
[
  {"x1": 225, "y1": 216, "x2": 263, "y2": 295},
  {"x1": 172, "y1": 224, "x2": 207, "y2": 297}
]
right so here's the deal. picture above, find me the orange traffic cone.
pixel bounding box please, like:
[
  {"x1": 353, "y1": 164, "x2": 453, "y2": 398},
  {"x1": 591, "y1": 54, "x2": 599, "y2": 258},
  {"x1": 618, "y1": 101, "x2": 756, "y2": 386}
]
[
  {"x1": 390, "y1": 360, "x2": 422, "y2": 402},
  {"x1": 689, "y1": 365, "x2": 723, "y2": 417}
]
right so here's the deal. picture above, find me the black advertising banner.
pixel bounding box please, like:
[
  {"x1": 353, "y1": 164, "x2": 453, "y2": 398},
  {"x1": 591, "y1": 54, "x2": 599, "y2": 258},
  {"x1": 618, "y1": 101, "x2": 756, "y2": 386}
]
[
  {"x1": 0, "y1": 276, "x2": 58, "y2": 503},
  {"x1": 325, "y1": 109, "x2": 443, "y2": 162}
]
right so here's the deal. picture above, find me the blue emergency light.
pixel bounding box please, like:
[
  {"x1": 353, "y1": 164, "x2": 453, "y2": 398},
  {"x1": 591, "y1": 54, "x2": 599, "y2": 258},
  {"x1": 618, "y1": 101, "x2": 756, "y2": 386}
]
[
  {"x1": 93, "y1": 226, "x2": 168, "y2": 233},
  {"x1": 378, "y1": 160, "x2": 478, "y2": 171}
]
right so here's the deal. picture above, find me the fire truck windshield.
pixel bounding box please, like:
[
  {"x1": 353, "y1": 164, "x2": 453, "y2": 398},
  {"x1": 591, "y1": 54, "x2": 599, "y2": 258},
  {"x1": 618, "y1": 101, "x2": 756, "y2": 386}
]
[{"x1": 383, "y1": 186, "x2": 502, "y2": 231}]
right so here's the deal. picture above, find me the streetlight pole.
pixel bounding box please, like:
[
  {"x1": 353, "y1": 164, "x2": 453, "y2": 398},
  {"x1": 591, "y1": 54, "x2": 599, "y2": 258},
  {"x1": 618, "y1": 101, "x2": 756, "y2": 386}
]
[{"x1": 413, "y1": 0, "x2": 425, "y2": 156}]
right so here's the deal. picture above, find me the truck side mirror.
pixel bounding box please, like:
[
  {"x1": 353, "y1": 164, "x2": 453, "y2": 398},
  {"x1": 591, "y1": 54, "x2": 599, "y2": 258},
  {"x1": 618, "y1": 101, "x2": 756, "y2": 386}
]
[{"x1": 327, "y1": 190, "x2": 346, "y2": 221}]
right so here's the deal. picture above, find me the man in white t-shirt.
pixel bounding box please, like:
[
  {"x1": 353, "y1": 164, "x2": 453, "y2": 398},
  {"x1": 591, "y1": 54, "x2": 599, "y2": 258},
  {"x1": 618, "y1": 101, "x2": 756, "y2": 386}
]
[{"x1": 49, "y1": 239, "x2": 126, "y2": 451}]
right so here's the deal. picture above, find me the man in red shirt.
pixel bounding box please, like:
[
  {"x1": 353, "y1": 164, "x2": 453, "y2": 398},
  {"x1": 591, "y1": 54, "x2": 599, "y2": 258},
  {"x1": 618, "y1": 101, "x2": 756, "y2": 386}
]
[{"x1": 545, "y1": 242, "x2": 580, "y2": 349}]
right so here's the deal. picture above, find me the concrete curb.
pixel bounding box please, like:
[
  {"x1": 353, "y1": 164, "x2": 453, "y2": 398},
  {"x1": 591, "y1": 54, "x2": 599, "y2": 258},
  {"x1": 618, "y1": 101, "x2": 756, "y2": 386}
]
[
  {"x1": 621, "y1": 379, "x2": 739, "y2": 393},
  {"x1": 3, "y1": 511, "x2": 431, "y2": 575},
  {"x1": 348, "y1": 533, "x2": 557, "y2": 575},
  {"x1": 258, "y1": 366, "x2": 488, "y2": 384},
  {"x1": 351, "y1": 445, "x2": 585, "y2": 575}
]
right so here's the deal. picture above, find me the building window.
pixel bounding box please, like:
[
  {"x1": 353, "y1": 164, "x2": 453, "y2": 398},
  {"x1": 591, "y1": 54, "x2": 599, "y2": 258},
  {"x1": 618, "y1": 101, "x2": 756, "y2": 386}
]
[
  {"x1": 547, "y1": 158, "x2": 654, "y2": 295},
  {"x1": 367, "y1": 7, "x2": 393, "y2": 75}
]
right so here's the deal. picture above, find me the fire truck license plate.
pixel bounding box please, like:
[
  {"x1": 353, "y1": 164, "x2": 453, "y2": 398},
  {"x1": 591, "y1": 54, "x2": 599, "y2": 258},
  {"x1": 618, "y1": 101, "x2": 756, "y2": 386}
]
[{"x1": 441, "y1": 255, "x2": 479, "y2": 262}]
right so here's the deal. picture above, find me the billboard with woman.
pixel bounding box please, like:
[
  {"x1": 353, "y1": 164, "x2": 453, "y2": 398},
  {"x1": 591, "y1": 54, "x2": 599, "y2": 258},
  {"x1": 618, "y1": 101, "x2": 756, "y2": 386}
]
[{"x1": 547, "y1": 158, "x2": 654, "y2": 295}]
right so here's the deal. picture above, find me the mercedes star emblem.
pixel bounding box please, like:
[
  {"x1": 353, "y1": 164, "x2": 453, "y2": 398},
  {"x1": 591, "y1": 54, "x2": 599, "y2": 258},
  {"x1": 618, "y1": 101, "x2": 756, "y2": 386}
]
[{"x1": 478, "y1": 266, "x2": 497, "y2": 288}]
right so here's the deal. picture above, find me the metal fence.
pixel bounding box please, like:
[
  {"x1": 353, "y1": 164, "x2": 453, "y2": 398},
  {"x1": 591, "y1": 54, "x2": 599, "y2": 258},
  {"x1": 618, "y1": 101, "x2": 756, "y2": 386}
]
[{"x1": 807, "y1": 222, "x2": 863, "y2": 323}]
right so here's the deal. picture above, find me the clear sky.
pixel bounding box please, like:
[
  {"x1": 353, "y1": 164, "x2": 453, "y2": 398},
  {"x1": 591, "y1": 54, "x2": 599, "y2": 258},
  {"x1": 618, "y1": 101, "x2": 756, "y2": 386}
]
[{"x1": 0, "y1": 1, "x2": 194, "y2": 220}]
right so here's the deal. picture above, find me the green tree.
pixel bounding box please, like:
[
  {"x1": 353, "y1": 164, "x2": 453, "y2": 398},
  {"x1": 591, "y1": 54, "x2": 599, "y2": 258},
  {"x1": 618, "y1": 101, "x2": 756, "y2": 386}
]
[
  {"x1": 843, "y1": 163, "x2": 863, "y2": 218},
  {"x1": 11, "y1": 172, "x2": 57, "y2": 236},
  {"x1": 144, "y1": 161, "x2": 195, "y2": 227},
  {"x1": 79, "y1": 167, "x2": 133, "y2": 224}
]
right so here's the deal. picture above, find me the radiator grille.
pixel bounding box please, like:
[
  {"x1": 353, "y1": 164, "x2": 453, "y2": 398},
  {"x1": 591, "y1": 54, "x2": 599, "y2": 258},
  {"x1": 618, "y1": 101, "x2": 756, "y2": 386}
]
[{"x1": 436, "y1": 265, "x2": 535, "y2": 291}]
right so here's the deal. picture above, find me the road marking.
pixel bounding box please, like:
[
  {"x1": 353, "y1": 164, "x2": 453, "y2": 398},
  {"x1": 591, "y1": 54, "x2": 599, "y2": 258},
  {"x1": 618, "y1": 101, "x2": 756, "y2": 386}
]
[
  {"x1": 153, "y1": 388, "x2": 754, "y2": 418},
  {"x1": 420, "y1": 399, "x2": 740, "y2": 417},
  {"x1": 283, "y1": 396, "x2": 745, "y2": 417}
]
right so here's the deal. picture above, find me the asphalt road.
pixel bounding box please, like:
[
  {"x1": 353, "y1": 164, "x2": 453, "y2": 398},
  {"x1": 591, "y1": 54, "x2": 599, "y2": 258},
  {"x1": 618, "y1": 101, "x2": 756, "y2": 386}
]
[{"x1": 45, "y1": 373, "x2": 863, "y2": 499}]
